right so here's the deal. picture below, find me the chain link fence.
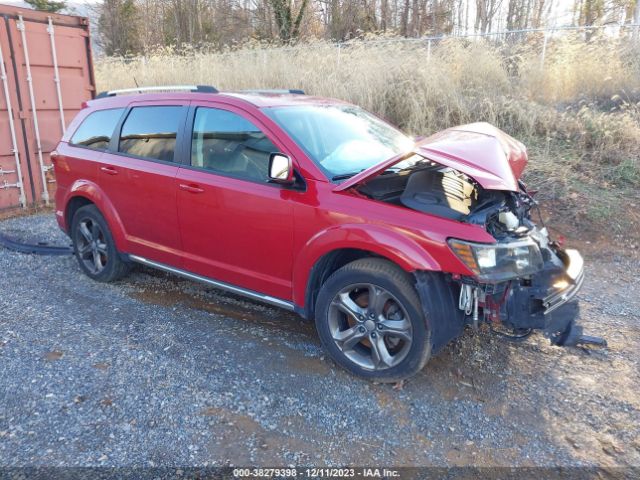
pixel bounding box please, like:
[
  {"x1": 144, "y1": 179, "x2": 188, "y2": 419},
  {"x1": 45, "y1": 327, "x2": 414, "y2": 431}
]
[
  {"x1": 328, "y1": 23, "x2": 640, "y2": 70},
  {"x1": 139, "y1": 23, "x2": 638, "y2": 74}
]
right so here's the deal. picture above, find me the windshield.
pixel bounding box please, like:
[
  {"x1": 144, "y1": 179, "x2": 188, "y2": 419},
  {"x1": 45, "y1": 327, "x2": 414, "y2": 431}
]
[{"x1": 264, "y1": 104, "x2": 414, "y2": 180}]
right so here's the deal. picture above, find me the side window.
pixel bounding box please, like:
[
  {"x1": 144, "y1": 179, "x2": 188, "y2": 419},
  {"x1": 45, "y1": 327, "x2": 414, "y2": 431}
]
[
  {"x1": 70, "y1": 108, "x2": 125, "y2": 150},
  {"x1": 191, "y1": 107, "x2": 279, "y2": 182},
  {"x1": 118, "y1": 106, "x2": 183, "y2": 162}
]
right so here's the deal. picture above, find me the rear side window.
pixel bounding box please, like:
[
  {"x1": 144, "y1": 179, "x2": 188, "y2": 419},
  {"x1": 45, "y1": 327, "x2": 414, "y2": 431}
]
[
  {"x1": 118, "y1": 106, "x2": 184, "y2": 162},
  {"x1": 191, "y1": 107, "x2": 279, "y2": 182},
  {"x1": 70, "y1": 108, "x2": 124, "y2": 150}
]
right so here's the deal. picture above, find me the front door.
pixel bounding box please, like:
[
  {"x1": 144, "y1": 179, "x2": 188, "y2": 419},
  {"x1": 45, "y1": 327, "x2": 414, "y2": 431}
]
[{"x1": 175, "y1": 104, "x2": 295, "y2": 300}]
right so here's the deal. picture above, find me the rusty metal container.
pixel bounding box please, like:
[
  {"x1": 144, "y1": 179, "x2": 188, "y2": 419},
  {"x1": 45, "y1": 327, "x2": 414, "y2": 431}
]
[{"x1": 0, "y1": 4, "x2": 95, "y2": 212}]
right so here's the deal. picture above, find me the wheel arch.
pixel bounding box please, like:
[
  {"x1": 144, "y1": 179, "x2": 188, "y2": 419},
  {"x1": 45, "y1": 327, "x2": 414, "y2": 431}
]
[
  {"x1": 65, "y1": 196, "x2": 94, "y2": 233},
  {"x1": 63, "y1": 180, "x2": 127, "y2": 251},
  {"x1": 293, "y1": 224, "x2": 441, "y2": 319}
]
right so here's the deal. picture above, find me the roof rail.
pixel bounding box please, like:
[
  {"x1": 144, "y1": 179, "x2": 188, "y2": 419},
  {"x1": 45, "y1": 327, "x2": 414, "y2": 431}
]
[
  {"x1": 95, "y1": 85, "x2": 218, "y2": 99},
  {"x1": 239, "y1": 89, "x2": 305, "y2": 95}
]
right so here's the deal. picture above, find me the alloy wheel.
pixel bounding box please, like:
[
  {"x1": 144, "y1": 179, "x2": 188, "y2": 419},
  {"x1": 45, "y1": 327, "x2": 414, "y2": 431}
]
[
  {"x1": 327, "y1": 283, "x2": 413, "y2": 371},
  {"x1": 76, "y1": 218, "x2": 109, "y2": 275}
]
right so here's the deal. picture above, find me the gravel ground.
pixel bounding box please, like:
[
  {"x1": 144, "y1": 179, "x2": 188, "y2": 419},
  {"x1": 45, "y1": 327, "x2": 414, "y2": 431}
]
[{"x1": 0, "y1": 213, "x2": 639, "y2": 470}]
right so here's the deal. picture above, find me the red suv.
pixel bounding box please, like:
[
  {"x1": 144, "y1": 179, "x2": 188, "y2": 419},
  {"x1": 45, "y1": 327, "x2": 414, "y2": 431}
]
[{"x1": 52, "y1": 85, "x2": 588, "y2": 382}]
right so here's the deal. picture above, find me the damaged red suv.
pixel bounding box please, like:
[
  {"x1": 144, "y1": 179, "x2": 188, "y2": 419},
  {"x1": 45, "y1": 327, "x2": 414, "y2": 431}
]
[{"x1": 52, "y1": 85, "x2": 591, "y2": 382}]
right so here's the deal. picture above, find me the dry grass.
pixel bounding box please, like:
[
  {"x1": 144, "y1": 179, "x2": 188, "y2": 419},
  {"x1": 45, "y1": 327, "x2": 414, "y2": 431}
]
[{"x1": 95, "y1": 35, "x2": 640, "y2": 235}]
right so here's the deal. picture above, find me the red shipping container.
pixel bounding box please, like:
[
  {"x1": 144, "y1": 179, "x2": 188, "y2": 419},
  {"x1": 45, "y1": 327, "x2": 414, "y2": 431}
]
[{"x1": 0, "y1": 4, "x2": 95, "y2": 212}]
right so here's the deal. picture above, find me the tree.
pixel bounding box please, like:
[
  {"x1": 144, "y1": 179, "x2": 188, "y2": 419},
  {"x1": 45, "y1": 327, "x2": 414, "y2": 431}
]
[
  {"x1": 475, "y1": 0, "x2": 503, "y2": 33},
  {"x1": 578, "y1": 0, "x2": 604, "y2": 40},
  {"x1": 25, "y1": 0, "x2": 66, "y2": 12},
  {"x1": 97, "y1": 0, "x2": 142, "y2": 55},
  {"x1": 90, "y1": 0, "x2": 638, "y2": 54},
  {"x1": 270, "y1": 0, "x2": 309, "y2": 41}
]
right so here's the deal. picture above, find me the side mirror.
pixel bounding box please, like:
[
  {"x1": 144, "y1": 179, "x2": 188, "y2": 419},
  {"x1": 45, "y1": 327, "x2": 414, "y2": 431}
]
[{"x1": 268, "y1": 153, "x2": 294, "y2": 185}]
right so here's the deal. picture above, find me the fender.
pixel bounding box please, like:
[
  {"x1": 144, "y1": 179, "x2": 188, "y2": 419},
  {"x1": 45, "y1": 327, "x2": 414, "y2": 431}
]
[
  {"x1": 63, "y1": 179, "x2": 128, "y2": 252},
  {"x1": 292, "y1": 223, "x2": 441, "y2": 307}
]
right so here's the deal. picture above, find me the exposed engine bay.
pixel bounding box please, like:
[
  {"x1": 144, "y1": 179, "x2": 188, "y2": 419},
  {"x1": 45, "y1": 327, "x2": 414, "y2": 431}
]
[
  {"x1": 357, "y1": 159, "x2": 536, "y2": 238},
  {"x1": 357, "y1": 159, "x2": 606, "y2": 350}
]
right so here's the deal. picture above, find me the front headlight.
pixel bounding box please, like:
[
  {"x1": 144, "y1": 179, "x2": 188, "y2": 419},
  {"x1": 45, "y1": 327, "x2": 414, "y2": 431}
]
[{"x1": 448, "y1": 237, "x2": 544, "y2": 282}]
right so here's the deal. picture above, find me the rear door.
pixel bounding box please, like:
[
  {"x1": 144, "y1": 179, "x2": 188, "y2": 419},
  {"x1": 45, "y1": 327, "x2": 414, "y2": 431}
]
[
  {"x1": 96, "y1": 101, "x2": 188, "y2": 266},
  {"x1": 175, "y1": 102, "x2": 295, "y2": 300}
]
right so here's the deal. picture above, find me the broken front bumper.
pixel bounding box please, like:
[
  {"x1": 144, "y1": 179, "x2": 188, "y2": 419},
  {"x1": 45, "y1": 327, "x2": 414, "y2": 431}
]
[{"x1": 499, "y1": 248, "x2": 589, "y2": 346}]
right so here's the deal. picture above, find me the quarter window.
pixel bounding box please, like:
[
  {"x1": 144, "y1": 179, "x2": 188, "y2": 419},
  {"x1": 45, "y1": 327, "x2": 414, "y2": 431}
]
[
  {"x1": 191, "y1": 107, "x2": 279, "y2": 182},
  {"x1": 70, "y1": 108, "x2": 125, "y2": 150},
  {"x1": 118, "y1": 106, "x2": 184, "y2": 162}
]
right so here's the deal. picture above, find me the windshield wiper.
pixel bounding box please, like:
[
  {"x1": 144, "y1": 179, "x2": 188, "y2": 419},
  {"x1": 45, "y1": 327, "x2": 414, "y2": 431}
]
[
  {"x1": 331, "y1": 165, "x2": 405, "y2": 182},
  {"x1": 331, "y1": 170, "x2": 364, "y2": 181}
]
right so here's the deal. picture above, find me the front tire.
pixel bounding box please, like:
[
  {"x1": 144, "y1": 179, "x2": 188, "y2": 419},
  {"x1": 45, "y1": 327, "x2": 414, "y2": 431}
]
[
  {"x1": 315, "y1": 258, "x2": 431, "y2": 383},
  {"x1": 71, "y1": 205, "x2": 130, "y2": 282}
]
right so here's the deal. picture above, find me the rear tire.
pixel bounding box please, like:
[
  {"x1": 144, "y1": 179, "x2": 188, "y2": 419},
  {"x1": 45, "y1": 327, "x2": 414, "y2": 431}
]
[
  {"x1": 315, "y1": 258, "x2": 431, "y2": 383},
  {"x1": 71, "y1": 205, "x2": 130, "y2": 282}
]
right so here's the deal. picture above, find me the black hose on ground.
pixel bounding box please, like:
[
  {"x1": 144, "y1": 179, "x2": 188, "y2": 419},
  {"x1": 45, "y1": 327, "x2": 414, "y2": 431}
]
[
  {"x1": 0, "y1": 231, "x2": 73, "y2": 256},
  {"x1": 489, "y1": 325, "x2": 534, "y2": 342}
]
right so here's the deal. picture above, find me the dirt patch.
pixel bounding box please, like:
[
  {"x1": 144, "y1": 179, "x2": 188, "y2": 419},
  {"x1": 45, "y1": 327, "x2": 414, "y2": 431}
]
[
  {"x1": 43, "y1": 350, "x2": 64, "y2": 361},
  {"x1": 0, "y1": 206, "x2": 54, "y2": 221},
  {"x1": 129, "y1": 273, "x2": 313, "y2": 338},
  {"x1": 198, "y1": 405, "x2": 349, "y2": 465},
  {"x1": 538, "y1": 204, "x2": 640, "y2": 260}
]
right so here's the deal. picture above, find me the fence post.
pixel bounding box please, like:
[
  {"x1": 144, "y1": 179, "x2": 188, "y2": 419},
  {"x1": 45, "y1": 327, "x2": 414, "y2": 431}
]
[
  {"x1": 336, "y1": 43, "x2": 341, "y2": 69},
  {"x1": 427, "y1": 39, "x2": 432, "y2": 62},
  {"x1": 540, "y1": 30, "x2": 548, "y2": 70}
]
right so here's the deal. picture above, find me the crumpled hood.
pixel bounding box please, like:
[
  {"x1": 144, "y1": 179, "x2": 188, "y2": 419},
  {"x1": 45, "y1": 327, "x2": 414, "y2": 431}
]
[{"x1": 334, "y1": 122, "x2": 528, "y2": 192}]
